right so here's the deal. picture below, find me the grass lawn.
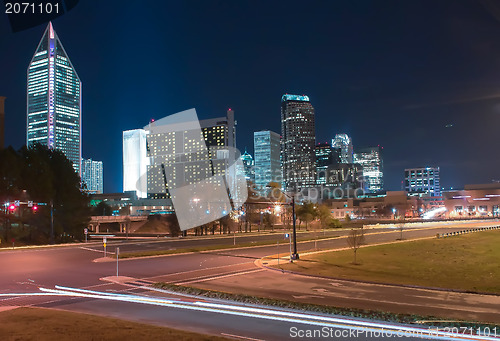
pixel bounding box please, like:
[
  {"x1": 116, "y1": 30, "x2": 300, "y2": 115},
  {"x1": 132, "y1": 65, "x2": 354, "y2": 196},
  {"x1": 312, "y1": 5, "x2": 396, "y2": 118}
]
[
  {"x1": 0, "y1": 307, "x2": 227, "y2": 341},
  {"x1": 276, "y1": 230, "x2": 500, "y2": 294}
]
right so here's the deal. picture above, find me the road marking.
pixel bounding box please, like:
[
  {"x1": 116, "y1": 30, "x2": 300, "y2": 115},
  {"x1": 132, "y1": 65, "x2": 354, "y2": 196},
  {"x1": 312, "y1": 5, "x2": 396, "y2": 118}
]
[
  {"x1": 37, "y1": 285, "x2": 492, "y2": 341},
  {"x1": 176, "y1": 268, "x2": 265, "y2": 285},
  {"x1": 221, "y1": 333, "x2": 265, "y2": 341},
  {"x1": 80, "y1": 247, "x2": 115, "y2": 255},
  {"x1": 143, "y1": 262, "x2": 255, "y2": 282},
  {"x1": 162, "y1": 267, "x2": 259, "y2": 285},
  {"x1": 292, "y1": 295, "x2": 324, "y2": 299}
]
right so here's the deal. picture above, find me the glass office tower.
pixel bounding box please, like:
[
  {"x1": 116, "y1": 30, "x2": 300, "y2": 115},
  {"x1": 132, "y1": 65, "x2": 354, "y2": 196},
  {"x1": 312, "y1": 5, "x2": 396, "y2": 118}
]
[
  {"x1": 81, "y1": 158, "x2": 104, "y2": 194},
  {"x1": 254, "y1": 130, "x2": 281, "y2": 192},
  {"x1": 27, "y1": 22, "x2": 82, "y2": 174},
  {"x1": 353, "y1": 146, "x2": 384, "y2": 193},
  {"x1": 315, "y1": 142, "x2": 340, "y2": 185},
  {"x1": 281, "y1": 94, "x2": 316, "y2": 190}
]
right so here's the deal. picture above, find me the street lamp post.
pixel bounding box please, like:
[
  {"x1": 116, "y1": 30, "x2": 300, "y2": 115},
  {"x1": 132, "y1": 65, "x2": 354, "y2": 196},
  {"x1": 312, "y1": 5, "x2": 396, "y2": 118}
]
[
  {"x1": 291, "y1": 193, "x2": 299, "y2": 260},
  {"x1": 264, "y1": 186, "x2": 299, "y2": 260}
]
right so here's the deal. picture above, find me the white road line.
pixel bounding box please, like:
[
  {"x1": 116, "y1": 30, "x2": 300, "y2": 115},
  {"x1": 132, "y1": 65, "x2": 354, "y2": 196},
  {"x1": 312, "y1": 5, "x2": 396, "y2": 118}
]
[
  {"x1": 80, "y1": 247, "x2": 115, "y2": 255},
  {"x1": 221, "y1": 332, "x2": 265, "y2": 341},
  {"x1": 36, "y1": 286, "x2": 495, "y2": 341},
  {"x1": 176, "y1": 268, "x2": 265, "y2": 285},
  {"x1": 143, "y1": 262, "x2": 254, "y2": 281}
]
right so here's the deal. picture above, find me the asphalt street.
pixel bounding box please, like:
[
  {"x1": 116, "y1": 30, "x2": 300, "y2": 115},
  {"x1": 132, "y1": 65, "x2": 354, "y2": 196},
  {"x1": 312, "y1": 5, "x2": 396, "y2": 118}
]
[{"x1": 0, "y1": 220, "x2": 498, "y2": 340}]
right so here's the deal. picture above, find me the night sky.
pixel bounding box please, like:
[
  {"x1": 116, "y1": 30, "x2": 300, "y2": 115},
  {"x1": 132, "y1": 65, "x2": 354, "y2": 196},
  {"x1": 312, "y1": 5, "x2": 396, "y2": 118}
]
[{"x1": 1, "y1": 0, "x2": 500, "y2": 193}]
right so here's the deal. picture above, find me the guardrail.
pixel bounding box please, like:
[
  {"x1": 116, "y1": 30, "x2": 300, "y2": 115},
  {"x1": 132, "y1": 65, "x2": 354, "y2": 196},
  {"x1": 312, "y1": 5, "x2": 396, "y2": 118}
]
[
  {"x1": 90, "y1": 215, "x2": 148, "y2": 223},
  {"x1": 365, "y1": 218, "x2": 500, "y2": 229},
  {"x1": 436, "y1": 225, "x2": 500, "y2": 238}
]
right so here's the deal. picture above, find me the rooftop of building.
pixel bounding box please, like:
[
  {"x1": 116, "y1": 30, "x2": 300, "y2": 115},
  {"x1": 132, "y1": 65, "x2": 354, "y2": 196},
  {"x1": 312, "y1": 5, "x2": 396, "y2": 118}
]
[{"x1": 281, "y1": 94, "x2": 310, "y2": 102}]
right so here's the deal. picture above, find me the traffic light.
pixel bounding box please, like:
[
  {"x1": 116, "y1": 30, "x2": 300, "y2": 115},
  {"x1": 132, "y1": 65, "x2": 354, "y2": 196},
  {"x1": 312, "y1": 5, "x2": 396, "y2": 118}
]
[
  {"x1": 32, "y1": 205, "x2": 38, "y2": 213},
  {"x1": 8, "y1": 204, "x2": 15, "y2": 212}
]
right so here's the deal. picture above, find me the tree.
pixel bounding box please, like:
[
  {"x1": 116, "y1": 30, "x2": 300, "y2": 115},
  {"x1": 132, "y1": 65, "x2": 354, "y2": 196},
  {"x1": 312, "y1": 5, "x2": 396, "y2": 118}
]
[
  {"x1": 164, "y1": 214, "x2": 181, "y2": 237},
  {"x1": 316, "y1": 204, "x2": 332, "y2": 229},
  {"x1": 328, "y1": 218, "x2": 342, "y2": 228},
  {"x1": 0, "y1": 144, "x2": 90, "y2": 243},
  {"x1": 92, "y1": 201, "x2": 113, "y2": 216},
  {"x1": 219, "y1": 215, "x2": 235, "y2": 234},
  {"x1": 263, "y1": 212, "x2": 274, "y2": 231},
  {"x1": 375, "y1": 205, "x2": 392, "y2": 218},
  {"x1": 244, "y1": 182, "x2": 262, "y2": 232},
  {"x1": 296, "y1": 201, "x2": 316, "y2": 230},
  {"x1": 346, "y1": 228, "x2": 365, "y2": 264},
  {"x1": 396, "y1": 219, "x2": 405, "y2": 240}
]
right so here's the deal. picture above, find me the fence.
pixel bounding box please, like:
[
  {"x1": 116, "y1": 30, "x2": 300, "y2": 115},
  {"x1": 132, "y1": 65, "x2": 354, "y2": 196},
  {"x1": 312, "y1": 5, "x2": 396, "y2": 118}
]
[{"x1": 437, "y1": 225, "x2": 500, "y2": 238}]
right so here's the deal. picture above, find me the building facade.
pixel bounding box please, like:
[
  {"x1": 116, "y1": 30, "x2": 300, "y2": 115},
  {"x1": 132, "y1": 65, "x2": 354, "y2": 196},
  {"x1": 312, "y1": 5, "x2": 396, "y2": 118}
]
[
  {"x1": 353, "y1": 146, "x2": 383, "y2": 193},
  {"x1": 254, "y1": 130, "x2": 281, "y2": 191},
  {"x1": 404, "y1": 167, "x2": 441, "y2": 197},
  {"x1": 326, "y1": 191, "x2": 421, "y2": 219},
  {"x1": 443, "y1": 183, "x2": 500, "y2": 218},
  {"x1": 81, "y1": 158, "x2": 103, "y2": 194},
  {"x1": 332, "y1": 134, "x2": 353, "y2": 164},
  {"x1": 123, "y1": 129, "x2": 149, "y2": 198},
  {"x1": 324, "y1": 163, "x2": 363, "y2": 192},
  {"x1": 123, "y1": 109, "x2": 236, "y2": 200},
  {"x1": 315, "y1": 142, "x2": 340, "y2": 185},
  {"x1": 281, "y1": 94, "x2": 316, "y2": 190},
  {"x1": 27, "y1": 22, "x2": 82, "y2": 174}
]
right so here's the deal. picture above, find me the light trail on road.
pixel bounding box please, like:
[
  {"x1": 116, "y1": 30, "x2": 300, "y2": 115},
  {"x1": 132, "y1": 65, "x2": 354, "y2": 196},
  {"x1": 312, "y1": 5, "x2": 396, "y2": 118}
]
[{"x1": 0, "y1": 285, "x2": 492, "y2": 341}]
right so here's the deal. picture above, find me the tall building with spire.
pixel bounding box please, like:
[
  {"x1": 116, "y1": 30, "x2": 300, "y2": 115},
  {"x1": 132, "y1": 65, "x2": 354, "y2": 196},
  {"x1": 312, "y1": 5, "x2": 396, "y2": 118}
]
[
  {"x1": 27, "y1": 22, "x2": 82, "y2": 174},
  {"x1": 332, "y1": 134, "x2": 353, "y2": 164},
  {"x1": 240, "y1": 149, "x2": 255, "y2": 183},
  {"x1": 281, "y1": 94, "x2": 316, "y2": 190}
]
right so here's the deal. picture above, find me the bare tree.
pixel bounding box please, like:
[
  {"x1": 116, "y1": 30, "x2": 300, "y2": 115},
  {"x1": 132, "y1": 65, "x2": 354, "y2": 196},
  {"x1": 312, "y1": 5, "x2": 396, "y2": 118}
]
[
  {"x1": 346, "y1": 228, "x2": 365, "y2": 264},
  {"x1": 396, "y1": 219, "x2": 405, "y2": 240}
]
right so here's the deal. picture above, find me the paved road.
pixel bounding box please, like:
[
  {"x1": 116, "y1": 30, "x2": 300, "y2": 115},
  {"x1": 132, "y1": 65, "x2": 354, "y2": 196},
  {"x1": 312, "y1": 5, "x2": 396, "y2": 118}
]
[
  {"x1": 84, "y1": 228, "x2": 366, "y2": 254},
  {"x1": 0, "y1": 220, "x2": 498, "y2": 340}
]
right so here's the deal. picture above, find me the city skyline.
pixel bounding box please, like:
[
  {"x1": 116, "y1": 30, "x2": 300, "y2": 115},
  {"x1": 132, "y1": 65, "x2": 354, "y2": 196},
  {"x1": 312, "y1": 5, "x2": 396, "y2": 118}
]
[
  {"x1": 1, "y1": 4, "x2": 500, "y2": 339},
  {"x1": 2, "y1": 1, "x2": 500, "y2": 192}
]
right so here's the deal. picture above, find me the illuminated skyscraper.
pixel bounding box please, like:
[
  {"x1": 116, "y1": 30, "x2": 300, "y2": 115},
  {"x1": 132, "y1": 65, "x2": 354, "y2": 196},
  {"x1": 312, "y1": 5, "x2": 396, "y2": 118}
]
[
  {"x1": 123, "y1": 129, "x2": 149, "y2": 198},
  {"x1": 27, "y1": 22, "x2": 82, "y2": 174},
  {"x1": 81, "y1": 158, "x2": 103, "y2": 194},
  {"x1": 254, "y1": 130, "x2": 281, "y2": 191},
  {"x1": 123, "y1": 109, "x2": 237, "y2": 200},
  {"x1": 240, "y1": 149, "x2": 255, "y2": 183},
  {"x1": 353, "y1": 146, "x2": 384, "y2": 193},
  {"x1": 332, "y1": 134, "x2": 353, "y2": 164},
  {"x1": 315, "y1": 142, "x2": 340, "y2": 185},
  {"x1": 281, "y1": 94, "x2": 316, "y2": 190}
]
